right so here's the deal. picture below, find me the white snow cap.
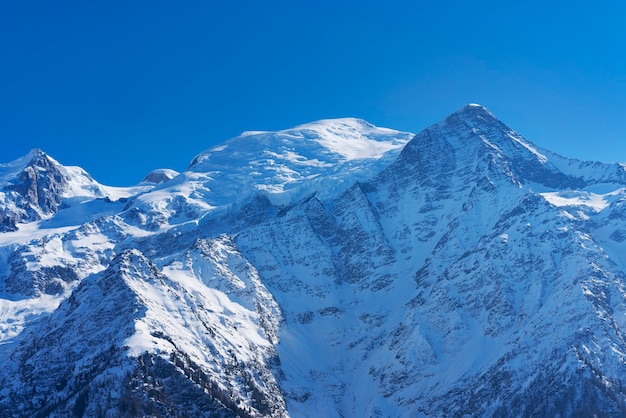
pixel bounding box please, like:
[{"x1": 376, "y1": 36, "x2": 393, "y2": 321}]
[{"x1": 142, "y1": 168, "x2": 180, "y2": 184}]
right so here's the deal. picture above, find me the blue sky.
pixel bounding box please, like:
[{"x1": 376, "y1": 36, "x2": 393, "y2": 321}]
[{"x1": 1, "y1": 0, "x2": 625, "y2": 185}]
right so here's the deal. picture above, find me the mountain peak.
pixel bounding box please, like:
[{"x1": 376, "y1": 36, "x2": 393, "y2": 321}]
[
  {"x1": 290, "y1": 117, "x2": 376, "y2": 133},
  {"x1": 27, "y1": 147, "x2": 48, "y2": 160},
  {"x1": 4, "y1": 106, "x2": 626, "y2": 416},
  {"x1": 141, "y1": 168, "x2": 179, "y2": 184},
  {"x1": 0, "y1": 149, "x2": 113, "y2": 232},
  {"x1": 191, "y1": 117, "x2": 412, "y2": 169},
  {"x1": 182, "y1": 118, "x2": 413, "y2": 206},
  {"x1": 450, "y1": 103, "x2": 498, "y2": 124},
  {"x1": 0, "y1": 148, "x2": 53, "y2": 185},
  {"x1": 383, "y1": 103, "x2": 597, "y2": 190}
]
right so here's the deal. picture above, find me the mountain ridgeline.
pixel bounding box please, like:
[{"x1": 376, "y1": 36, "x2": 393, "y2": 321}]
[{"x1": 1, "y1": 105, "x2": 626, "y2": 417}]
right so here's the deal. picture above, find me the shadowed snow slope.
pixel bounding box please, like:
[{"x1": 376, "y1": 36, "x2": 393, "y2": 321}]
[{"x1": 1, "y1": 108, "x2": 626, "y2": 417}]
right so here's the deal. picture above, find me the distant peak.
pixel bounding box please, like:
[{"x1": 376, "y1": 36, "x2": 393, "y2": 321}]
[
  {"x1": 447, "y1": 103, "x2": 500, "y2": 127},
  {"x1": 12, "y1": 148, "x2": 48, "y2": 164},
  {"x1": 142, "y1": 168, "x2": 179, "y2": 184},
  {"x1": 27, "y1": 148, "x2": 52, "y2": 163},
  {"x1": 291, "y1": 117, "x2": 375, "y2": 131},
  {"x1": 0, "y1": 148, "x2": 53, "y2": 177},
  {"x1": 455, "y1": 103, "x2": 494, "y2": 116},
  {"x1": 28, "y1": 147, "x2": 46, "y2": 156}
]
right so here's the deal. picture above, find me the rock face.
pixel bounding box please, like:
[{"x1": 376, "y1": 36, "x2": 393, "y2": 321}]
[
  {"x1": 1, "y1": 248, "x2": 285, "y2": 417},
  {"x1": 0, "y1": 149, "x2": 68, "y2": 232},
  {"x1": 1, "y1": 106, "x2": 626, "y2": 416},
  {"x1": 0, "y1": 149, "x2": 110, "y2": 233}
]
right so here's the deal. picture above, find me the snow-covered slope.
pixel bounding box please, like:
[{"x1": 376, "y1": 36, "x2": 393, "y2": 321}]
[
  {"x1": 0, "y1": 148, "x2": 152, "y2": 234},
  {"x1": 141, "y1": 168, "x2": 180, "y2": 184},
  {"x1": 188, "y1": 118, "x2": 412, "y2": 204},
  {"x1": 0, "y1": 149, "x2": 99, "y2": 232},
  {"x1": 120, "y1": 118, "x2": 412, "y2": 232},
  {"x1": 1, "y1": 106, "x2": 626, "y2": 416},
  {"x1": 1, "y1": 247, "x2": 285, "y2": 417}
]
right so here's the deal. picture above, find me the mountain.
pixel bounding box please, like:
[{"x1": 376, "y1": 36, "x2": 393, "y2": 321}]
[
  {"x1": 141, "y1": 169, "x2": 180, "y2": 185},
  {"x1": 1, "y1": 106, "x2": 626, "y2": 416},
  {"x1": 0, "y1": 149, "x2": 102, "y2": 232}
]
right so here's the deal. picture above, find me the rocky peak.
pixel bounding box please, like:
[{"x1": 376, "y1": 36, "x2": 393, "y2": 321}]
[
  {"x1": 13, "y1": 150, "x2": 68, "y2": 211},
  {"x1": 448, "y1": 103, "x2": 498, "y2": 125},
  {"x1": 389, "y1": 104, "x2": 595, "y2": 190},
  {"x1": 0, "y1": 149, "x2": 116, "y2": 232},
  {"x1": 0, "y1": 149, "x2": 69, "y2": 231},
  {"x1": 25, "y1": 147, "x2": 51, "y2": 164}
]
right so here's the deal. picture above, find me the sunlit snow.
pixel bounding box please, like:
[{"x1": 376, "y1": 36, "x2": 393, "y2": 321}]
[
  {"x1": 3, "y1": 108, "x2": 626, "y2": 416},
  {"x1": 540, "y1": 188, "x2": 625, "y2": 212}
]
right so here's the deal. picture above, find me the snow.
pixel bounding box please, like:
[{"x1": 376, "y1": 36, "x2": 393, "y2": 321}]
[
  {"x1": 288, "y1": 118, "x2": 409, "y2": 160},
  {"x1": 0, "y1": 221, "x2": 76, "y2": 246},
  {"x1": 2, "y1": 109, "x2": 626, "y2": 416},
  {"x1": 120, "y1": 118, "x2": 415, "y2": 220},
  {"x1": 239, "y1": 131, "x2": 266, "y2": 138},
  {"x1": 141, "y1": 168, "x2": 180, "y2": 184},
  {"x1": 60, "y1": 166, "x2": 107, "y2": 198},
  {"x1": 100, "y1": 184, "x2": 152, "y2": 200},
  {"x1": 0, "y1": 149, "x2": 42, "y2": 187},
  {"x1": 506, "y1": 133, "x2": 548, "y2": 163},
  {"x1": 0, "y1": 294, "x2": 63, "y2": 352},
  {"x1": 540, "y1": 188, "x2": 625, "y2": 212}
]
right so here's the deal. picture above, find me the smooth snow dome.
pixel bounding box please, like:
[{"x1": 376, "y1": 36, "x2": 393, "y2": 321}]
[
  {"x1": 190, "y1": 118, "x2": 411, "y2": 167},
  {"x1": 142, "y1": 168, "x2": 180, "y2": 184},
  {"x1": 0, "y1": 149, "x2": 45, "y2": 187},
  {"x1": 289, "y1": 118, "x2": 410, "y2": 160},
  {"x1": 186, "y1": 118, "x2": 413, "y2": 205}
]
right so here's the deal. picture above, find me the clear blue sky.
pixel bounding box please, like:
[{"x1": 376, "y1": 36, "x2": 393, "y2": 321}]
[{"x1": 1, "y1": 0, "x2": 625, "y2": 185}]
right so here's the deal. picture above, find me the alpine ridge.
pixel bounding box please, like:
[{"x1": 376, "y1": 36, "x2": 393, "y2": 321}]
[{"x1": 1, "y1": 105, "x2": 626, "y2": 417}]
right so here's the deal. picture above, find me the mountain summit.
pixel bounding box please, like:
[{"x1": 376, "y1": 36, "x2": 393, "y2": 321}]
[
  {"x1": 1, "y1": 105, "x2": 626, "y2": 416},
  {"x1": 185, "y1": 117, "x2": 413, "y2": 205}
]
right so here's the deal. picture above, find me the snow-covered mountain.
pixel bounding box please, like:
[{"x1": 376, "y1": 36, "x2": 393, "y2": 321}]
[
  {"x1": 0, "y1": 149, "x2": 103, "y2": 232},
  {"x1": 1, "y1": 106, "x2": 626, "y2": 417}
]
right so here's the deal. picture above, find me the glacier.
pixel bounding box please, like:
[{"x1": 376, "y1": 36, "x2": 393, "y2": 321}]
[{"x1": 1, "y1": 105, "x2": 626, "y2": 417}]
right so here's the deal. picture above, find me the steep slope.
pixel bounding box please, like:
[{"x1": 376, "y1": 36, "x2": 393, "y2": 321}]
[
  {"x1": 0, "y1": 148, "x2": 165, "y2": 236},
  {"x1": 1, "y1": 106, "x2": 626, "y2": 417},
  {"x1": 188, "y1": 118, "x2": 412, "y2": 204},
  {"x1": 0, "y1": 246, "x2": 286, "y2": 417},
  {"x1": 0, "y1": 149, "x2": 103, "y2": 232},
  {"x1": 233, "y1": 105, "x2": 626, "y2": 416}
]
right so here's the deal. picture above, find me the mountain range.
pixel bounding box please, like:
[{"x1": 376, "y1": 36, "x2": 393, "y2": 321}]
[{"x1": 1, "y1": 104, "x2": 626, "y2": 417}]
